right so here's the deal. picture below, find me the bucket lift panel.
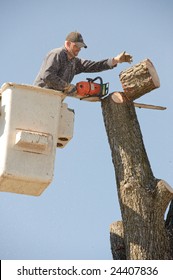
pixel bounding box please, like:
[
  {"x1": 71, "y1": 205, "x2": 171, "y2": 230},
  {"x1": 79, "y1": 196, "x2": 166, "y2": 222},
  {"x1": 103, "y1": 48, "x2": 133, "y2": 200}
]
[{"x1": 0, "y1": 83, "x2": 74, "y2": 196}]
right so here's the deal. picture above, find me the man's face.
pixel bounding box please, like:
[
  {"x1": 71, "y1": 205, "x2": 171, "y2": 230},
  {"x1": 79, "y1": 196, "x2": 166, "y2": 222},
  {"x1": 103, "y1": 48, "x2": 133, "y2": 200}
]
[{"x1": 68, "y1": 42, "x2": 81, "y2": 57}]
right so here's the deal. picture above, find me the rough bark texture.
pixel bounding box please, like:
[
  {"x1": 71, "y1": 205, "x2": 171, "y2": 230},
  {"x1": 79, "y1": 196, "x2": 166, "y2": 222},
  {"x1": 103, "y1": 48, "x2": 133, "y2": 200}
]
[
  {"x1": 110, "y1": 221, "x2": 126, "y2": 260},
  {"x1": 165, "y1": 200, "x2": 173, "y2": 256},
  {"x1": 101, "y1": 94, "x2": 173, "y2": 259},
  {"x1": 119, "y1": 59, "x2": 160, "y2": 100}
]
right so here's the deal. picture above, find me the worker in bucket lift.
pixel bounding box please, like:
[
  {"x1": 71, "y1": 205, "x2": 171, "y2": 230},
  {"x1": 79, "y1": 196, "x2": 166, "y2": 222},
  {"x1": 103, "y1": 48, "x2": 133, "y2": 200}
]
[{"x1": 34, "y1": 31, "x2": 133, "y2": 95}]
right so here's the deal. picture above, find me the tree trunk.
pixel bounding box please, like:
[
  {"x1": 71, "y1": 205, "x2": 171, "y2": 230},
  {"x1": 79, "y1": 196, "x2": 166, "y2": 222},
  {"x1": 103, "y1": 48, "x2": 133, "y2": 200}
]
[{"x1": 101, "y1": 94, "x2": 173, "y2": 259}]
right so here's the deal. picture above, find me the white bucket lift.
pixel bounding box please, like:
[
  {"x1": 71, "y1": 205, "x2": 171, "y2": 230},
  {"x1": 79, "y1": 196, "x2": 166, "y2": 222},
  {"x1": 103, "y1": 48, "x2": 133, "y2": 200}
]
[{"x1": 0, "y1": 83, "x2": 74, "y2": 196}]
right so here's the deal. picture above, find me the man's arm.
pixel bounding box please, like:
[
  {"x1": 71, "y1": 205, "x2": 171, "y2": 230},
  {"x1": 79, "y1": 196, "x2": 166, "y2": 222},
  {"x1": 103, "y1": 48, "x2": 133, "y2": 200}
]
[
  {"x1": 43, "y1": 71, "x2": 68, "y2": 91},
  {"x1": 40, "y1": 53, "x2": 69, "y2": 91},
  {"x1": 75, "y1": 57, "x2": 116, "y2": 74},
  {"x1": 75, "y1": 51, "x2": 133, "y2": 74}
]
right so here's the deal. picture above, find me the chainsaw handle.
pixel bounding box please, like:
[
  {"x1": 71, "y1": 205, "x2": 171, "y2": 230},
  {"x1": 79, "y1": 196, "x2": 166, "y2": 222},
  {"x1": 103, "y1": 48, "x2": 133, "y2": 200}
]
[{"x1": 86, "y1": 76, "x2": 103, "y2": 85}]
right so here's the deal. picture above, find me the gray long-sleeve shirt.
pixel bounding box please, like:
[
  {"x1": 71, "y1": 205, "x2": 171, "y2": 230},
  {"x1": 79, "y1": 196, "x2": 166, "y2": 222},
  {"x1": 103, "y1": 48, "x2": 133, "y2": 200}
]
[{"x1": 33, "y1": 46, "x2": 116, "y2": 91}]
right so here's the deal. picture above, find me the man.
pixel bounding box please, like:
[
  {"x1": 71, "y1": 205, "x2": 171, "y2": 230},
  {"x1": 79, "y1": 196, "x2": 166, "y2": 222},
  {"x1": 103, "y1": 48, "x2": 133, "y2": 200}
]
[{"x1": 34, "y1": 31, "x2": 133, "y2": 95}]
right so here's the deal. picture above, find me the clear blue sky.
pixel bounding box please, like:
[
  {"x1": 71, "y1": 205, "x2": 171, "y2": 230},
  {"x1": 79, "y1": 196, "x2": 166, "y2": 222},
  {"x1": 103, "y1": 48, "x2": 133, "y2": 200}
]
[{"x1": 0, "y1": 0, "x2": 173, "y2": 260}]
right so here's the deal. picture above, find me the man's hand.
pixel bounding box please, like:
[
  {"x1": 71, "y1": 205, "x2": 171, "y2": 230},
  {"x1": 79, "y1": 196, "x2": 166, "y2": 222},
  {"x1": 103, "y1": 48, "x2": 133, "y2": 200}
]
[
  {"x1": 113, "y1": 51, "x2": 133, "y2": 65},
  {"x1": 63, "y1": 84, "x2": 77, "y2": 95}
]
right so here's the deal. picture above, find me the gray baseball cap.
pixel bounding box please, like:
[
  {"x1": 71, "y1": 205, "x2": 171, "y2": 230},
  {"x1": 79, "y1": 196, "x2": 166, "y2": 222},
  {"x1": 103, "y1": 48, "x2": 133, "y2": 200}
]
[{"x1": 66, "y1": 31, "x2": 87, "y2": 48}]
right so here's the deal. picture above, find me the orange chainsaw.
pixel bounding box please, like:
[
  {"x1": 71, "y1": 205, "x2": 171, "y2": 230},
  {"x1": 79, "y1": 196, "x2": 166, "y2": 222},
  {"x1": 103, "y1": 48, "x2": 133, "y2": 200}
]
[{"x1": 76, "y1": 77, "x2": 109, "y2": 100}]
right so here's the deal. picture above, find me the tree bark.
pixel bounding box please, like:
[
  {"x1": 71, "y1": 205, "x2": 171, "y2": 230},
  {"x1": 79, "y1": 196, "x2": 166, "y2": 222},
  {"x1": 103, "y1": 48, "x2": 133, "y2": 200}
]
[
  {"x1": 101, "y1": 93, "x2": 173, "y2": 259},
  {"x1": 110, "y1": 221, "x2": 126, "y2": 260},
  {"x1": 119, "y1": 59, "x2": 160, "y2": 100}
]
